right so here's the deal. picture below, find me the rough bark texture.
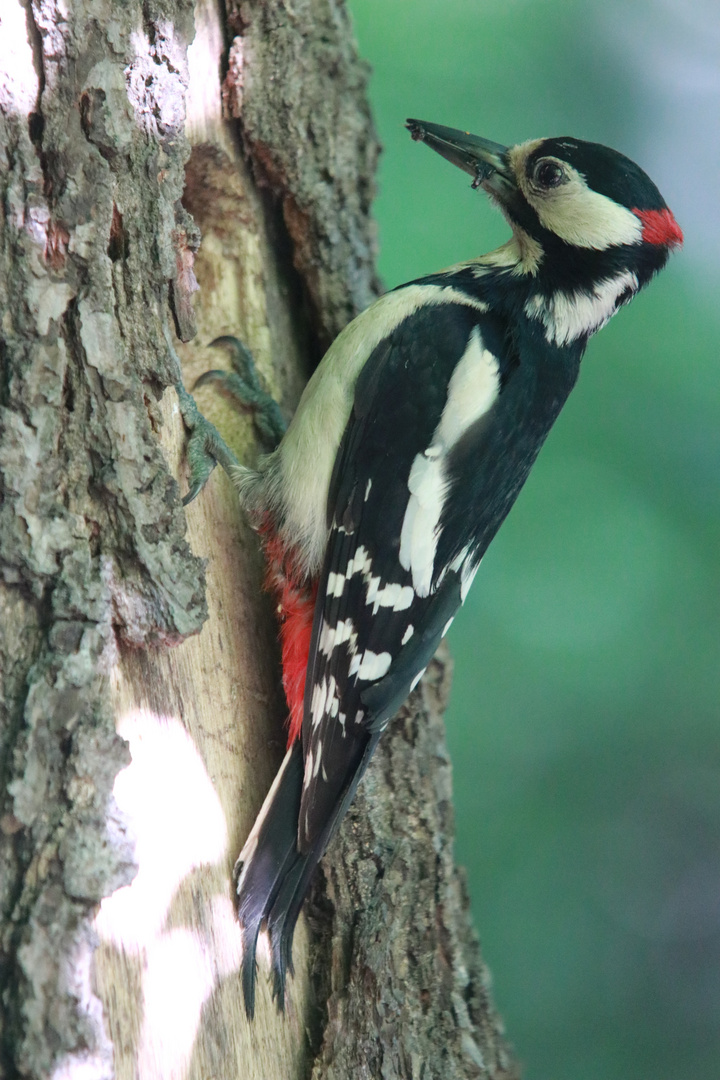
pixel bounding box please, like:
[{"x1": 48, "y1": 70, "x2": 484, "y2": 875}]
[
  {"x1": 224, "y1": 0, "x2": 383, "y2": 353},
  {"x1": 0, "y1": 0, "x2": 518, "y2": 1077},
  {"x1": 0, "y1": 1, "x2": 205, "y2": 1075}
]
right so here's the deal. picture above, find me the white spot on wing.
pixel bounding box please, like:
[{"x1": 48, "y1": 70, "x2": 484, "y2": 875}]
[
  {"x1": 318, "y1": 617, "x2": 357, "y2": 658},
  {"x1": 351, "y1": 546, "x2": 372, "y2": 576},
  {"x1": 394, "y1": 585, "x2": 415, "y2": 611},
  {"x1": 318, "y1": 622, "x2": 335, "y2": 656},
  {"x1": 311, "y1": 678, "x2": 328, "y2": 724},
  {"x1": 335, "y1": 619, "x2": 356, "y2": 648},
  {"x1": 327, "y1": 571, "x2": 345, "y2": 597},
  {"x1": 401, "y1": 624, "x2": 414, "y2": 645},
  {"x1": 357, "y1": 650, "x2": 392, "y2": 680},
  {"x1": 372, "y1": 581, "x2": 400, "y2": 608},
  {"x1": 410, "y1": 667, "x2": 427, "y2": 692},
  {"x1": 367, "y1": 580, "x2": 414, "y2": 613}
]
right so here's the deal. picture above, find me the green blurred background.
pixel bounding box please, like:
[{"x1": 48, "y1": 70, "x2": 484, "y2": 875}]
[{"x1": 347, "y1": 1, "x2": 720, "y2": 1077}]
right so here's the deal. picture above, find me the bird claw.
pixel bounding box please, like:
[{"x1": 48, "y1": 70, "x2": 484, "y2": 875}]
[
  {"x1": 174, "y1": 336, "x2": 285, "y2": 507},
  {"x1": 175, "y1": 381, "x2": 242, "y2": 505},
  {"x1": 196, "y1": 336, "x2": 287, "y2": 450}
]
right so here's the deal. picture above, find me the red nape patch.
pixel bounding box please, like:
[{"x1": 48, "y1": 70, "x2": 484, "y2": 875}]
[
  {"x1": 259, "y1": 519, "x2": 317, "y2": 748},
  {"x1": 632, "y1": 207, "x2": 683, "y2": 248}
]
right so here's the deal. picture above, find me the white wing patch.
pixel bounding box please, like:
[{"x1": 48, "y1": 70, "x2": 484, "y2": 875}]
[
  {"x1": 525, "y1": 270, "x2": 638, "y2": 345},
  {"x1": 310, "y1": 675, "x2": 340, "y2": 728},
  {"x1": 365, "y1": 578, "x2": 414, "y2": 613},
  {"x1": 354, "y1": 650, "x2": 392, "y2": 681},
  {"x1": 311, "y1": 541, "x2": 422, "y2": 733},
  {"x1": 350, "y1": 546, "x2": 372, "y2": 576},
  {"x1": 399, "y1": 327, "x2": 500, "y2": 596},
  {"x1": 409, "y1": 667, "x2": 427, "y2": 692},
  {"x1": 437, "y1": 327, "x2": 501, "y2": 445},
  {"x1": 327, "y1": 571, "x2": 345, "y2": 597},
  {"x1": 399, "y1": 451, "x2": 448, "y2": 598},
  {"x1": 318, "y1": 617, "x2": 357, "y2": 657}
]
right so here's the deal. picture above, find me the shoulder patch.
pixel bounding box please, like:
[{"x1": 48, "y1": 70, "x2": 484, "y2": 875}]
[{"x1": 399, "y1": 326, "x2": 500, "y2": 595}]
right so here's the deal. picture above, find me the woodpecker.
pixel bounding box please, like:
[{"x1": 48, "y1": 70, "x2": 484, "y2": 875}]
[{"x1": 182, "y1": 120, "x2": 682, "y2": 1016}]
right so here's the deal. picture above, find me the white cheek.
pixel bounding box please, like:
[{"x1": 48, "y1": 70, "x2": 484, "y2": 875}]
[{"x1": 532, "y1": 184, "x2": 643, "y2": 250}]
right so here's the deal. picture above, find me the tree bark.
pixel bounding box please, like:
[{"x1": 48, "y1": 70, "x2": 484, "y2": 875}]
[{"x1": 0, "y1": 0, "x2": 518, "y2": 1077}]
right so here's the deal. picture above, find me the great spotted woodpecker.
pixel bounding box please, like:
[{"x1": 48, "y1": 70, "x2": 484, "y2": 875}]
[{"x1": 181, "y1": 120, "x2": 682, "y2": 1016}]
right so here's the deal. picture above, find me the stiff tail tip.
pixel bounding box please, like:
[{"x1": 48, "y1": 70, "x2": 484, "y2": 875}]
[
  {"x1": 232, "y1": 743, "x2": 306, "y2": 1018},
  {"x1": 232, "y1": 734, "x2": 369, "y2": 1017}
]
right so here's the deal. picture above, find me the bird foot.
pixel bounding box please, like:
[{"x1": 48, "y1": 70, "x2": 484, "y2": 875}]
[
  {"x1": 195, "y1": 336, "x2": 287, "y2": 450},
  {"x1": 175, "y1": 381, "x2": 243, "y2": 506}
]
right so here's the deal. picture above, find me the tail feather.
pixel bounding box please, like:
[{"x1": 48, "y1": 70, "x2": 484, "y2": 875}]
[
  {"x1": 234, "y1": 734, "x2": 382, "y2": 1017},
  {"x1": 234, "y1": 742, "x2": 305, "y2": 1017}
]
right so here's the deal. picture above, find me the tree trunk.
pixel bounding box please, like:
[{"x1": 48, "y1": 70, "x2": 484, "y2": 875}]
[{"x1": 0, "y1": 0, "x2": 518, "y2": 1077}]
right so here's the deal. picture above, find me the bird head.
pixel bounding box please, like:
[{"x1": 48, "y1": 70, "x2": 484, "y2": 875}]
[{"x1": 407, "y1": 119, "x2": 682, "y2": 288}]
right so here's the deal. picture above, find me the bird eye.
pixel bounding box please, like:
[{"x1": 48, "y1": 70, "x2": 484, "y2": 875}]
[{"x1": 532, "y1": 159, "x2": 567, "y2": 189}]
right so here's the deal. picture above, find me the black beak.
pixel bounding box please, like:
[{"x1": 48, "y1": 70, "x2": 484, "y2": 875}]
[{"x1": 406, "y1": 119, "x2": 511, "y2": 189}]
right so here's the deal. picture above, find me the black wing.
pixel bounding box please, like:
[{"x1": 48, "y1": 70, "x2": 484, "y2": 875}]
[{"x1": 298, "y1": 296, "x2": 521, "y2": 850}]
